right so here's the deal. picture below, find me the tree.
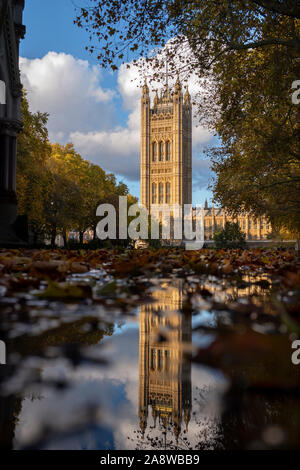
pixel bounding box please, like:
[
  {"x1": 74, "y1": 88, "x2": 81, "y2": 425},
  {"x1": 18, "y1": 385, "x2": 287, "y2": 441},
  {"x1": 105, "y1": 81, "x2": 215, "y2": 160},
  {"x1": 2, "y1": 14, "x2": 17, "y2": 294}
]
[
  {"x1": 75, "y1": 1, "x2": 300, "y2": 236},
  {"x1": 47, "y1": 143, "x2": 89, "y2": 245},
  {"x1": 17, "y1": 95, "x2": 133, "y2": 247},
  {"x1": 17, "y1": 95, "x2": 53, "y2": 243},
  {"x1": 208, "y1": 41, "x2": 300, "y2": 236},
  {"x1": 214, "y1": 221, "x2": 246, "y2": 249}
]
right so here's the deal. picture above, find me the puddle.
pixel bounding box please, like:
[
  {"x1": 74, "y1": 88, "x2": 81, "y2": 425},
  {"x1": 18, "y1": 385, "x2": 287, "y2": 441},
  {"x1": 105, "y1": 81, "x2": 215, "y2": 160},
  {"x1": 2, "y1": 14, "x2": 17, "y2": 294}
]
[{"x1": 0, "y1": 273, "x2": 299, "y2": 449}]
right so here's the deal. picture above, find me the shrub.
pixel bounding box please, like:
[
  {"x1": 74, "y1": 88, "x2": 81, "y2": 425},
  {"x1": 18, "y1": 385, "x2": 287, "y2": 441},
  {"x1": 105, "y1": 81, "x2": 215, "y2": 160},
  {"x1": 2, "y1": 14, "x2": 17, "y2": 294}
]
[{"x1": 213, "y1": 221, "x2": 246, "y2": 249}]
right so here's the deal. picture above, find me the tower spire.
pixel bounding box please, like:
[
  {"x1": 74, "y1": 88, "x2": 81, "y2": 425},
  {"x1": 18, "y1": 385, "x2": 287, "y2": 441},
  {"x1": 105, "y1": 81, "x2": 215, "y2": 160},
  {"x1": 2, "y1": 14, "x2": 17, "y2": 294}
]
[{"x1": 142, "y1": 77, "x2": 149, "y2": 96}]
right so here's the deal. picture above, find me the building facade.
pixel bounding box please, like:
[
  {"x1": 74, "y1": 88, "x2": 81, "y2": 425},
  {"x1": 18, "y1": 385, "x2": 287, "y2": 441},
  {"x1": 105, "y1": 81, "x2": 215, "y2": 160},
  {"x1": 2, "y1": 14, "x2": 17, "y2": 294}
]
[
  {"x1": 200, "y1": 205, "x2": 271, "y2": 241},
  {"x1": 0, "y1": 0, "x2": 25, "y2": 245},
  {"x1": 140, "y1": 79, "x2": 270, "y2": 241}
]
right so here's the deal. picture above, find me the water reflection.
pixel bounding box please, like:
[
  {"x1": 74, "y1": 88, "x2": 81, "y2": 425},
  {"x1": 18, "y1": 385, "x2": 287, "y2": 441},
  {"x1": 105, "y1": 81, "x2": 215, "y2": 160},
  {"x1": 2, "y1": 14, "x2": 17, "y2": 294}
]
[
  {"x1": 0, "y1": 272, "x2": 299, "y2": 449},
  {"x1": 139, "y1": 281, "x2": 192, "y2": 445}
]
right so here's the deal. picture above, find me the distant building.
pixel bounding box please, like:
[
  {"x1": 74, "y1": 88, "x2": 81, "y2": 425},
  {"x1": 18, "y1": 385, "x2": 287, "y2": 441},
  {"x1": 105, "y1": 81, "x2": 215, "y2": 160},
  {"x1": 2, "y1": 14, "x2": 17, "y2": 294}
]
[
  {"x1": 140, "y1": 79, "x2": 270, "y2": 241},
  {"x1": 199, "y1": 205, "x2": 271, "y2": 241}
]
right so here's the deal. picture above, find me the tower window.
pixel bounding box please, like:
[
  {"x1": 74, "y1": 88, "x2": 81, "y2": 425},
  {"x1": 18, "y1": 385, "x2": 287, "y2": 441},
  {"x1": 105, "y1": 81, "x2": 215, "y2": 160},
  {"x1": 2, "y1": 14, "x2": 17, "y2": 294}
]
[
  {"x1": 152, "y1": 182, "x2": 157, "y2": 204},
  {"x1": 158, "y1": 350, "x2": 163, "y2": 371},
  {"x1": 0, "y1": 80, "x2": 6, "y2": 105},
  {"x1": 159, "y1": 142, "x2": 164, "y2": 161},
  {"x1": 151, "y1": 349, "x2": 156, "y2": 370},
  {"x1": 165, "y1": 350, "x2": 170, "y2": 372},
  {"x1": 152, "y1": 142, "x2": 157, "y2": 162},
  {"x1": 165, "y1": 182, "x2": 171, "y2": 203},
  {"x1": 159, "y1": 182, "x2": 164, "y2": 204},
  {"x1": 166, "y1": 141, "x2": 171, "y2": 161}
]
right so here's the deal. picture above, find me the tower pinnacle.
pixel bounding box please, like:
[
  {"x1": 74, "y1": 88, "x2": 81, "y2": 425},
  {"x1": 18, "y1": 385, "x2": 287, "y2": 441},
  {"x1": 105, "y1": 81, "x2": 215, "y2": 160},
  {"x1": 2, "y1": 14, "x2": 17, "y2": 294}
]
[
  {"x1": 142, "y1": 78, "x2": 149, "y2": 95},
  {"x1": 184, "y1": 85, "x2": 191, "y2": 105},
  {"x1": 175, "y1": 73, "x2": 181, "y2": 91}
]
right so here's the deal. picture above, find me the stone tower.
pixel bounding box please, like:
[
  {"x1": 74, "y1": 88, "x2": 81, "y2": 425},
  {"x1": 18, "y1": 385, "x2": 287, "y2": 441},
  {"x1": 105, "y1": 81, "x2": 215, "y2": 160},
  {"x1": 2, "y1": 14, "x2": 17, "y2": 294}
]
[{"x1": 140, "y1": 77, "x2": 192, "y2": 211}]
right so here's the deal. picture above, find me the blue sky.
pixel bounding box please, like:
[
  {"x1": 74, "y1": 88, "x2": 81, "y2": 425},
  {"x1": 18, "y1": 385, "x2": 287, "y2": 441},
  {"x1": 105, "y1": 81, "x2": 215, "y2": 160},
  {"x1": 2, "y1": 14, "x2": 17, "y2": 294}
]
[{"x1": 20, "y1": 0, "x2": 214, "y2": 204}]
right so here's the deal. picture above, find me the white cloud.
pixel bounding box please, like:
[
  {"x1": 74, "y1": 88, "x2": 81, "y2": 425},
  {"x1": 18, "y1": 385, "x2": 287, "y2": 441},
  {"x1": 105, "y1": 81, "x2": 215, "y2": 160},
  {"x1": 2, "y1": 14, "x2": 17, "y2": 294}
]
[
  {"x1": 20, "y1": 50, "x2": 215, "y2": 193},
  {"x1": 70, "y1": 127, "x2": 140, "y2": 180},
  {"x1": 20, "y1": 52, "x2": 115, "y2": 141}
]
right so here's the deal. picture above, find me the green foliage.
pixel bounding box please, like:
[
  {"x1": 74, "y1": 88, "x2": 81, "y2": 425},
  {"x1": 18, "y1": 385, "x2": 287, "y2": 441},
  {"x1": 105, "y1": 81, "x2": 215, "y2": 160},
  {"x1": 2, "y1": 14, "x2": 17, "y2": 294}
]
[
  {"x1": 17, "y1": 94, "x2": 52, "y2": 242},
  {"x1": 213, "y1": 221, "x2": 246, "y2": 249}
]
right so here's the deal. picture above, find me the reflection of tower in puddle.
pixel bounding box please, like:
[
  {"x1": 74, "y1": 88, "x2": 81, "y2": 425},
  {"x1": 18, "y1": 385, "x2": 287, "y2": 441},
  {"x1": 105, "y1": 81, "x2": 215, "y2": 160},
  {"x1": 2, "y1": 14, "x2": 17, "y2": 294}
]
[{"x1": 138, "y1": 281, "x2": 191, "y2": 444}]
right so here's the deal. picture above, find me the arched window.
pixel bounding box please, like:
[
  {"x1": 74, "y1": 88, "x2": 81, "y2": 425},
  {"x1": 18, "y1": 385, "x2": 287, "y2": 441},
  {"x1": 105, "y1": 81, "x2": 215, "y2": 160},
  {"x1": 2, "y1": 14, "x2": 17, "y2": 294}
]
[
  {"x1": 159, "y1": 141, "x2": 164, "y2": 161},
  {"x1": 0, "y1": 80, "x2": 6, "y2": 105},
  {"x1": 159, "y1": 182, "x2": 164, "y2": 203},
  {"x1": 166, "y1": 141, "x2": 171, "y2": 161},
  {"x1": 152, "y1": 182, "x2": 157, "y2": 204},
  {"x1": 151, "y1": 349, "x2": 156, "y2": 370},
  {"x1": 152, "y1": 142, "x2": 157, "y2": 162},
  {"x1": 165, "y1": 350, "x2": 170, "y2": 372},
  {"x1": 158, "y1": 350, "x2": 163, "y2": 371},
  {"x1": 165, "y1": 182, "x2": 171, "y2": 203}
]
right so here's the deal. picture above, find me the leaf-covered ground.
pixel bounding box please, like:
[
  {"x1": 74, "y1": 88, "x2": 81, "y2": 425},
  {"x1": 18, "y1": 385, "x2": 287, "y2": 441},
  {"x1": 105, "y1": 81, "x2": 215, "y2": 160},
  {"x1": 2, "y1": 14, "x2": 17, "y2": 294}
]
[
  {"x1": 0, "y1": 246, "x2": 299, "y2": 282},
  {"x1": 0, "y1": 247, "x2": 300, "y2": 449}
]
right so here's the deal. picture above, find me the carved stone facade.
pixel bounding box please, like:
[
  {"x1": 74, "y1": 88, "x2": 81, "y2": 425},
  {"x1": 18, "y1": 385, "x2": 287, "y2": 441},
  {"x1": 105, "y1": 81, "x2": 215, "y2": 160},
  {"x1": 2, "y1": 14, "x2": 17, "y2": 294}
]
[
  {"x1": 0, "y1": 0, "x2": 25, "y2": 244},
  {"x1": 140, "y1": 77, "x2": 192, "y2": 210},
  {"x1": 199, "y1": 205, "x2": 271, "y2": 241}
]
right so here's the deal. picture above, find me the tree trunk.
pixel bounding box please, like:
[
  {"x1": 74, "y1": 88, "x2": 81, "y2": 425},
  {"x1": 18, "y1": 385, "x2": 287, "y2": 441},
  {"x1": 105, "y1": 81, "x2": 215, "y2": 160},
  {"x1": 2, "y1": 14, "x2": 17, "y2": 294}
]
[
  {"x1": 63, "y1": 229, "x2": 68, "y2": 248},
  {"x1": 79, "y1": 231, "x2": 84, "y2": 245},
  {"x1": 51, "y1": 227, "x2": 56, "y2": 248},
  {"x1": 33, "y1": 232, "x2": 38, "y2": 246}
]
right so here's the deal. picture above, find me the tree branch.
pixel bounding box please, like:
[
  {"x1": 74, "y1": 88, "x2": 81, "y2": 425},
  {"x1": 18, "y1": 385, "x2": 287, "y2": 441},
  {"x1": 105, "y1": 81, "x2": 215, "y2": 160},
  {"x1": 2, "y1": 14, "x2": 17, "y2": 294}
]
[
  {"x1": 251, "y1": 0, "x2": 300, "y2": 19},
  {"x1": 228, "y1": 37, "x2": 300, "y2": 53}
]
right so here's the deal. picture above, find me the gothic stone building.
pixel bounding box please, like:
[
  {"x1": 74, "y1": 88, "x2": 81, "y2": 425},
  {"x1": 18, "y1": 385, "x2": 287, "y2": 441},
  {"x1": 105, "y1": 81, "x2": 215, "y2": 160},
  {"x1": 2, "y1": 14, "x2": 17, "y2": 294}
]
[
  {"x1": 0, "y1": 0, "x2": 25, "y2": 244},
  {"x1": 140, "y1": 78, "x2": 270, "y2": 241},
  {"x1": 140, "y1": 76, "x2": 192, "y2": 209}
]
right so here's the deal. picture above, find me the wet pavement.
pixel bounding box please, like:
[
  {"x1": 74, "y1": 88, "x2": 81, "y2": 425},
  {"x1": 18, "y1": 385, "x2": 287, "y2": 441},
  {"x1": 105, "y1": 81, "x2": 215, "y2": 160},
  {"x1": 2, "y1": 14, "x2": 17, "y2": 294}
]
[{"x1": 0, "y1": 265, "x2": 299, "y2": 450}]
